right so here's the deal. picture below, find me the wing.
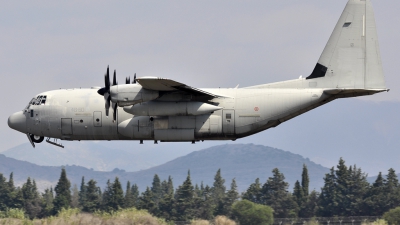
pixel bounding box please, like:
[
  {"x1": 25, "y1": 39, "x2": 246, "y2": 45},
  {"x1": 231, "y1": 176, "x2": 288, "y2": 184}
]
[{"x1": 136, "y1": 77, "x2": 220, "y2": 98}]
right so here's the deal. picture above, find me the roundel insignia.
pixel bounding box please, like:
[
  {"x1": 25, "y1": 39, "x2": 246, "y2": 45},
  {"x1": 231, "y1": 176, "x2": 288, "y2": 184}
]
[{"x1": 254, "y1": 107, "x2": 259, "y2": 111}]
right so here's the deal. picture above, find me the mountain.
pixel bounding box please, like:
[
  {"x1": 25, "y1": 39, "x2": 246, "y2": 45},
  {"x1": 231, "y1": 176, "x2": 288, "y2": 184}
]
[
  {"x1": 0, "y1": 144, "x2": 329, "y2": 192},
  {"x1": 0, "y1": 141, "x2": 201, "y2": 172}
]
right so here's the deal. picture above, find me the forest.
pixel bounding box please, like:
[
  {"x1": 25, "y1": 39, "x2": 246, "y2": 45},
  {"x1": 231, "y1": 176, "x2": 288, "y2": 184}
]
[{"x1": 1, "y1": 158, "x2": 400, "y2": 224}]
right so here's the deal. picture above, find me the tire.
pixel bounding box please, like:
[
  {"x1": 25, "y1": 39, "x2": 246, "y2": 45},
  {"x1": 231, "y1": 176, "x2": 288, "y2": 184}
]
[{"x1": 30, "y1": 134, "x2": 44, "y2": 143}]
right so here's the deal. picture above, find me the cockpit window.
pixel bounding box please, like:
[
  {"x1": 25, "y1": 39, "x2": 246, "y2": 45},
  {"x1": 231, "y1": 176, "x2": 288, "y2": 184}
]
[{"x1": 31, "y1": 95, "x2": 47, "y2": 105}]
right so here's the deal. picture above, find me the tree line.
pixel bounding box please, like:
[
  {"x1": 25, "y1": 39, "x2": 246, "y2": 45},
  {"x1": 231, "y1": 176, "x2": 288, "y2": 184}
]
[{"x1": 0, "y1": 158, "x2": 400, "y2": 221}]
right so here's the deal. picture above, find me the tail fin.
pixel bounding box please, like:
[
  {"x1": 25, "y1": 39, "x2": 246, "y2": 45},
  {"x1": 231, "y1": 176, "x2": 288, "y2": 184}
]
[{"x1": 307, "y1": 0, "x2": 386, "y2": 90}]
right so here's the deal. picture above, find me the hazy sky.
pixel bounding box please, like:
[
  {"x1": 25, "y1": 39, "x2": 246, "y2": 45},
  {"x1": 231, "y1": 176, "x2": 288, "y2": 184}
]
[{"x1": 1, "y1": 1, "x2": 399, "y2": 175}]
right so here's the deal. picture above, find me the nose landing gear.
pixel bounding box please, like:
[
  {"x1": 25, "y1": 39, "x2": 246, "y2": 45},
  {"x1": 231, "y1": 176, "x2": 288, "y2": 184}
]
[{"x1": 30, "y1": 134, "x2": 44, "y2": 143}]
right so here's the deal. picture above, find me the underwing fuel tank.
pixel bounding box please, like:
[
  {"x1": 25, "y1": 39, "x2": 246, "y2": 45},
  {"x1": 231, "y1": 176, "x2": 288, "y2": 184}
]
[{"x1": 123, "y1": 101, "x2": 222, "y2": 116}]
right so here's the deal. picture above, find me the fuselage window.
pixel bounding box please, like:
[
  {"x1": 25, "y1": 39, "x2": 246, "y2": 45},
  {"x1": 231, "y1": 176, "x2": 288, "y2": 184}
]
[
  {"x1": 226, "y1": 113, "x2": 232, "y2": 119},
  {"x1": 30, "y1": 110, "x2": 34, "y2": 117}
]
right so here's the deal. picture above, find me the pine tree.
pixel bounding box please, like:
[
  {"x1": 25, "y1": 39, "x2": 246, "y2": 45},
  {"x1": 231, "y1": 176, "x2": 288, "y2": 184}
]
[
  {"x1": 242, "y1": 178, "x2": 262, "y2": 204},
  {"x1": 78, "y1": 176, "x2": 86, "y2": 208},
  {"x1": 261, "y1": 168, "x2": 298, "y2": 218},
  {"x1": 139, "y1": 187, "x2": 157, "y2": 214},
  {"x1": 365, "y1": 172, "x2": 386, "y2": 216},
  {"x1": 124, "y1": 181, "x2": 135, "y2": 208},
  {"x1": 41, "y1": 188, "x2": 54, "y2": 217},
  {"x1": 293, "y1": 180, "x2": 304, "y2": 208},
  {"x1": 131, "y1": 184, "x2": 140, "y2": 207},
  {"x1": 347, "y1": 165, "x2": 369, "y2": 216},
  {"x1": 53, "y1": 168, "x2": 71, "y2": 213},
  {"x1": 301, "y1": 164, "x2": 309, "y2": 196},
  {"x1": 0, "y1": 173, "x2": 11, "y2": 211},
  {"x1": 102, "y1": 179, "x2": 113, "y2": 211},
  {"x1": 70, "y1": 184, "x2": 79, "y2": 208},
  {"x1": 22, "y1": 178, "x2": 42, "y2": 219},
  {"x1": 384, "y1": 168, "x2": 400, "y2": 212},
  {"x1": 318, "y1": 167, "x2": 337, "y2": 217},
  {"x1": 109, "y1": 177, "x2": 124, "y2": 211},
  {"x1": 159, "y1": 189, "x2": 176, "y2": 220},
  {"x1": 335, "y1": 158, "x2": 350, "y2": 216},
  {"x1": 83, "y1": 179, "x2": 100, "y2": 212},
  {"x1": 175, "y1": 170, "x2": 195, "y2": 221},
  {"x1": 151, "y1": 174, "x2": 162, "y2": 206},
  {"x1": 300, "y1": 190, "x2": 319, "y2": 218},
  {"x1": 211, "y1": 169, "x2": 226, "y2": 202},
  {"x1": 222, "y1": 178, "x2": 239, "y2": 216}
]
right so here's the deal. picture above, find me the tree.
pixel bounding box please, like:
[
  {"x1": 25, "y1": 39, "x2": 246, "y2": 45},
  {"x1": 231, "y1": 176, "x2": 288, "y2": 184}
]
[
  {"x1": 243, "y1": 178, "x2": 262, "y2": 204},
  {"x1": 232, "y1": 200, "x2": 274, "y2": 225},
  {"x1": 318, "y1": 167, "x2": 337, "y2": 217},
  {"x1": 78, "y1": 176, "x2": 86, "y2": 208},
  {"x1": 151, "y1": 174, "x2": 162, "y2": 206},
  {"x1": 384, "y1": 169, "x2": 400, "y2": 212},
  {"x1": 109, "y1": 177, "x2": 124, "y2": 211},
  {"x1": 21, "y1": 178, "x2": 42, "y2": 219},
  {"x1": 365, "y1": 172, "x2": 386, "y2": 216},
  {"x1": 261, "y1": 168, "x2": 298, "y2": 218},
  {"x1": 102, "y1": 179, "x2": 113, "y2": 211},
  {"x1": 53, "y1": 168, "x2": 71, "y2": 213},
  {"x1": 300, "y1": 190, "x2": 319, "y2": 218},
  {"x1": 301, "y1": 164, "x2": 309, "y2": 196},
  {"x1": 83, "y1": 179, "x2": 100, "y2": 212},
  {"x1": 70, "y1": 184, "x2": 79, "y2": 208},
  {"x1": 139, "y1": 187, "x2": 157, "y2": 214},
  {"x1": 193, "y1": 185, "x2": 214, "y2": 220},
  {"x1": 175, "y1": 171, "x2": 195, "y2": 221},
  {"x1": 41, "y1": 188, "x2": 54, "y2": 217},
  {"x1": 0, "y1": 173, "x2": 12, "y2": 211},
  {"x1": 383, "y1": 206, "x2": 400, "y2": 225},
  {"x1": 124, "y1": 181, "x2": 135, "y2": 208},
  {"x1": 346, "y1": 165, "x2": 369, "y2": 216},
  {"x1": 221, "y1": 178, "x2": 239, "y2": 216},
  {"x1": 293, "y1": 180, "x2": 304, "y2": 209},
  {"x1": 211, "y1": 169, "x2": 226, "y2": 205}
]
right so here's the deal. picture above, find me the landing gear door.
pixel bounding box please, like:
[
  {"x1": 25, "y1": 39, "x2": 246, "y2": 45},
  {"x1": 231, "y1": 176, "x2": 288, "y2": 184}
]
[
  {"x1": 93, "y1": 111, "x2": 102, "y2": 127},
  {"x1": 222, "y1": 110, "x2": 235, "y2": 135}
]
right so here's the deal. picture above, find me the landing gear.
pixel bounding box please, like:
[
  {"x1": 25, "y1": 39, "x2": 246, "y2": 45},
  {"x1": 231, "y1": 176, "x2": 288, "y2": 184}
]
[{"x1": 30, "y1": 134, "x2": 44, "y2": 143}]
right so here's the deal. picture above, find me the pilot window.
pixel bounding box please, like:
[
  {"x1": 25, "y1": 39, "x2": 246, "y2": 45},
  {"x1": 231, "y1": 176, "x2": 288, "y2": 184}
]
[
  {"x1": 226, "y1": 113, "x2": 231, "y2": 119},
  {"x1": 31, "y1": 95, "x2": 47, "y2": 105}
]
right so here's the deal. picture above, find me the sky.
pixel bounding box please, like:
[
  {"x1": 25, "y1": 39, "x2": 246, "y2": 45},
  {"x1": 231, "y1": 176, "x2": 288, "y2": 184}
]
[{"x1": 1, "y1": 0, "x2": 399, "y2": 175}]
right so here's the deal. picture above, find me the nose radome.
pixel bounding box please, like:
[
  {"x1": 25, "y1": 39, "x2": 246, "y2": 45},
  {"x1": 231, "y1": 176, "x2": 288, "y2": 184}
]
[{"x1": 8, "y1": 111, "x2": 27, "y2": 133}]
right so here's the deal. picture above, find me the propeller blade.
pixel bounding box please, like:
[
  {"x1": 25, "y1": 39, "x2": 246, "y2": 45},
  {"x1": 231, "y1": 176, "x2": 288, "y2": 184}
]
[
  {"x1": 113, "y1": 70, "x2": 117, "y2": 86},
  {"x1": 133, "y1": 73, "x2": 136, "y2": 84},
  {"x1": 126, "y1": 77, "x2": 130, "y2": 84},
  {"x1": 112, "y1": 102, "x2": 117, "y2": 122},
  {"x1": 104, "y1": 93, "x2": 111, "y2": 116}
]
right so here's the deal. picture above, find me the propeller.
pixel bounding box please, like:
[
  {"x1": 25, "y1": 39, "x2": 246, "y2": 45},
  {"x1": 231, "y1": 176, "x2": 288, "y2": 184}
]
[
  {"x1": 97, "y1": 66, "x2": 118, "y2": 122},
  {"x1": 126, "y1": 77, "x2": 130, "y2": 84},
  {"x1": 133, "y1": 73, "x2": 136, "y2": 84}
]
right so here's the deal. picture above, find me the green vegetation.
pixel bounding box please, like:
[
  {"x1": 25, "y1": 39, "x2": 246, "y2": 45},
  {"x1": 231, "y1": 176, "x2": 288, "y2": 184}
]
[
  {"x1": 232, "y1": 200, "x2": 273, "y2": 225},
  {"x1": 383, "y1": 207, "x2": 400, "y2": 225},
  {"x1": 0, "y1": 157, "x2": 400, "y2": 223}
]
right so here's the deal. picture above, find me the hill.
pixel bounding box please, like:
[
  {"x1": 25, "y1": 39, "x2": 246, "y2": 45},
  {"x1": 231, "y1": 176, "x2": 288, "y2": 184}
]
[
  {"x1": 0, "y1": 144, "x2": 330, "y2": 192},
  {"x1": 0, "y1": 142, "x2": 195, "y2": 172}
]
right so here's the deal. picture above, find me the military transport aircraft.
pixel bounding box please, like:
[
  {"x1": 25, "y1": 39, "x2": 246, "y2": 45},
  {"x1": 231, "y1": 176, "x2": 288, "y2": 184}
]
[{"x1": 8, "y1": 0, "x2": 388, "y2": 148}]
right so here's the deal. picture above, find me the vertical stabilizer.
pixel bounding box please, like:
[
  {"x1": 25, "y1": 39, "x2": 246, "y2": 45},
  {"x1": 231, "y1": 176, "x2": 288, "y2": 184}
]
[{"x1": 307, "y1": 0, "x2": 386, "y2": 90}]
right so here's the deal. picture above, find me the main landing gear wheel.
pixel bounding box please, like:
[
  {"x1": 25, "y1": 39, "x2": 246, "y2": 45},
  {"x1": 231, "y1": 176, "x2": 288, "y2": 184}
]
[{"x1": 30, "y1": 134, "x2": 44, "y2": 143}]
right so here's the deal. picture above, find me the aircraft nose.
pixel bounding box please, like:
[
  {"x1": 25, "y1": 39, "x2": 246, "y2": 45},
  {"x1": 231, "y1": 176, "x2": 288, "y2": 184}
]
[{"x1": 8, "y1": 111, "x2": 27, "y2": 133}]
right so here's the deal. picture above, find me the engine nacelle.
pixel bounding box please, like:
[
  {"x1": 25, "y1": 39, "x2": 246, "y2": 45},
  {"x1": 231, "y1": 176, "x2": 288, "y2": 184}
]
[
  {"x1": 110, "y1": 84, "x2": 159, "y2": 106},
  {"x1": 123, "y1": 101, "x2": 222, "y2": 116}
]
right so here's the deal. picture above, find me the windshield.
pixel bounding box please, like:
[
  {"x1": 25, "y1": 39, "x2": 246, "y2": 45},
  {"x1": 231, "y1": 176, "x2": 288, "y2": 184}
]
[{"x1": 24, "y1": 95, "x2": 47, "y2": 110}]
